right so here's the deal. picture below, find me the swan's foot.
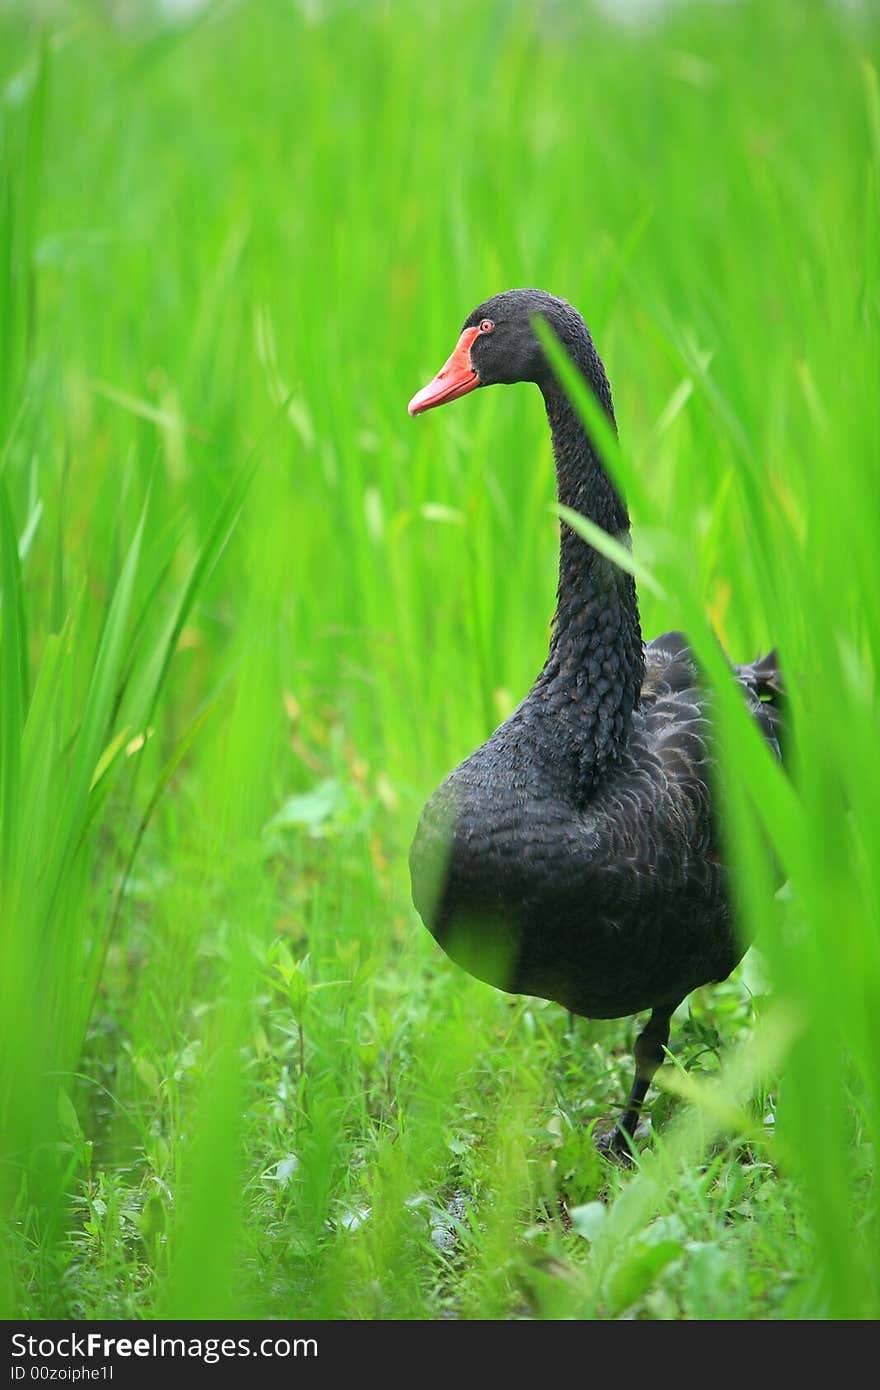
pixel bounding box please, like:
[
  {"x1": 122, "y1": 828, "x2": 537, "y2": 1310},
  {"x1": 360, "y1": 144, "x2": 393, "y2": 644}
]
[
  {"x1": 594, "y1": 1004, "x2": 677, "y2": 1165},
  {"x1": 594, "y1": 1122, "x2": 637, "y2": 1166},
  {"x1": 595, "y1": 1117, "x2": 642, "y2": 1162}
]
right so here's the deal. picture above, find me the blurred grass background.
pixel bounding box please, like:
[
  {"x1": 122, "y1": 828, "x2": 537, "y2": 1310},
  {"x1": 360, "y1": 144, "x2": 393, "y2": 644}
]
[{"x1": 0, "y1": 0, "x2": 877, "y2": 1319}]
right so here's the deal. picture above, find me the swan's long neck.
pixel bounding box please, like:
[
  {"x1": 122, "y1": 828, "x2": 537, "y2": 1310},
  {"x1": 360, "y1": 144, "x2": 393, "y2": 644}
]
[{"x1": 537, "y1": 377, "x2": 644, "y2": 789}]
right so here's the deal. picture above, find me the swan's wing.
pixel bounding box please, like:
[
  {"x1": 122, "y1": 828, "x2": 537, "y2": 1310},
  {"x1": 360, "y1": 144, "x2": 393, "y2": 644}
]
[
  {"x1": 641, "y1": 630, "x2": 700, "y2": 703},
  {"x1": 732, "y1": 649, "x2": 785, "y2": 762},
  {"x1": 600, "y1": 627, "x2": 783, "y2": 879},
  {"x1": 578, "y1": 631, "x2": 717, "y2": 893},
  {"x1": 643, "y1": 630, "x2": 785, "y2": 762},
  {"x1": 638, "y1": 652, "x2": 716, "y2": 859}
]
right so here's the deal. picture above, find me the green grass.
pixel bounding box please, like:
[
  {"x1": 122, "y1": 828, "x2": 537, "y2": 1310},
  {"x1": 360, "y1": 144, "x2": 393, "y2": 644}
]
[{"x1": 0, "y1": 0, "x2": 878, "y2": 1320}]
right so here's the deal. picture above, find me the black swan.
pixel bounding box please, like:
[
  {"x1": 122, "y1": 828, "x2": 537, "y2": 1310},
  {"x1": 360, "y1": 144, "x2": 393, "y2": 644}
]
[{"x1": 407, "y1": 288, "x2": 784, "y2": 1156}]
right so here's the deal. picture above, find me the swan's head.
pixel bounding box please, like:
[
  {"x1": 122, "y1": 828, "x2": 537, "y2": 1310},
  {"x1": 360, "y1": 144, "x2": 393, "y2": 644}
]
[{"x1": 408, "y1": 288, "x2": 590, "y2": 416}]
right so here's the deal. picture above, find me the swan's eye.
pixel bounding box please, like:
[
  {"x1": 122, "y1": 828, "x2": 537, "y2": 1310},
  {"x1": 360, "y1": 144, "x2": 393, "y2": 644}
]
[{"x1": 479, "y1": 319, "x2": 494, "y2": 334}]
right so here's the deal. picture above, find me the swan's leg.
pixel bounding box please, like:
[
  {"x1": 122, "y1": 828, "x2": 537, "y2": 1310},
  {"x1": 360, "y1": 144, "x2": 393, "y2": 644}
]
[{"x1": 598, "y1": 1006, "x2": 674, "y2": 1159}]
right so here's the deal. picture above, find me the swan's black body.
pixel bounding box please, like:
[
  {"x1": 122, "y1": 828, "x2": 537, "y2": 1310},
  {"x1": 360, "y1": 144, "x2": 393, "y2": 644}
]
[{"x1": 408, "y1": 290, "x2": 784, "y2": 1151}]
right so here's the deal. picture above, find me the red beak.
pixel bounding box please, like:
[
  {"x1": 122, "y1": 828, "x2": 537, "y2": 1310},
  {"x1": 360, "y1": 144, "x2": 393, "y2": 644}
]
[{"x1": 408, "y1": 326, "x2": 482, "y2": 416}]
